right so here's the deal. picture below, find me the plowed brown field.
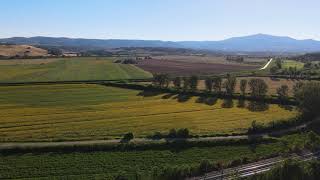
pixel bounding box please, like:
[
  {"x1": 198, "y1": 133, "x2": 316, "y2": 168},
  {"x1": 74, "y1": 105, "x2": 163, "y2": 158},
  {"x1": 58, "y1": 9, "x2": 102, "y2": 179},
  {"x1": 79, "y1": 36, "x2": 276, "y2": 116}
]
[{"x1": 136, "y1": 58, "x2": 259, "y2": 76}]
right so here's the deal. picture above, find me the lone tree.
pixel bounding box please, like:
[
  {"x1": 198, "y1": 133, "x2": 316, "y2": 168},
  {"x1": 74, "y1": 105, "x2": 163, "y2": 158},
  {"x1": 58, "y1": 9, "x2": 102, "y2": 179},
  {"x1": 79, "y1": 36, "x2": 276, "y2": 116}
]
[
  {"x1": 173, "y1": 77, "x2": 182, "y2": 89},
  {"x1": 295, "y1": 82, "x2": 320, "y2": 117},
  {"x1": 212, "y1": 76, "x2": 222, "y2": 93},
  {"x1": 177, "y1": 128, "x2": 190, "y2": 138},
  {"x1": 293, "y1": 81, "x2": 304, "y2": 98},
  {"x1": 122, "y1": 132, "x2": 134, "y2": 142},
  {"x1": 240, "y1": 79, "x2": 248, "y2": 96},
  {"x1": 277, "y1": 85, "x2": 289, "y2": 100},
  {"x1": 275, "y1": 59, "x2": 282, "y2": 69},
  {"x1": 205, "y1": 77, "x2": 213, "y2": 92},
  {"x1": 182, "y1": 77, "x2": 190, "y2": 91},
  {"x1": 270, "y1": 66, "x2": 279, "y2": 74},
  {"x1": 248, "y1": 78, "x2": 268, "y2": 98},
  {"x1": 224, "y1": 74, "x2": 237, "y2": 95},
  {"x1": 189, "y1": 75, "x2": 199, "y2": 91},
  {"x1": 168, "y1": 128, "x2": 177, "y2": 138}
]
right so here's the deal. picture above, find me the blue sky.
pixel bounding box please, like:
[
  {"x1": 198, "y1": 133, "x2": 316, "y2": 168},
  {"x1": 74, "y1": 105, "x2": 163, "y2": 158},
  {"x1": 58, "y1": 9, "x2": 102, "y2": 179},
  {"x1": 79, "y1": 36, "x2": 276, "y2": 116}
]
[{"x1": 1, "y1": 0, "x2": 319, "y2": 41}]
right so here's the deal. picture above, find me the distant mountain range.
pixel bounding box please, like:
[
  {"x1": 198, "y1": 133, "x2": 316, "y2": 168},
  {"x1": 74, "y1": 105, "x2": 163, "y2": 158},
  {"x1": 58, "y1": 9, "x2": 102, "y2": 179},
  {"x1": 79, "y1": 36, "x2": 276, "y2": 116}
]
[{"x1": 1, "y1": 34, "x2": 320, "y2": 53}]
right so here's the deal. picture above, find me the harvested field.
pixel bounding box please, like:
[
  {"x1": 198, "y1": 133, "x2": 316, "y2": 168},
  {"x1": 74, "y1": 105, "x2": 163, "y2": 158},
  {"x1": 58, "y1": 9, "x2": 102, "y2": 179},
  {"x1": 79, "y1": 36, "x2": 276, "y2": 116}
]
[
  {"x1": 136, "y1": 58, "x2": 259, "y2": 76},
  {"x1": 0, "y1": 84, "x2": 297, "y2": 142},
  {"x1": 154, "y1": 55, "x2": 267, "y2": 64}
]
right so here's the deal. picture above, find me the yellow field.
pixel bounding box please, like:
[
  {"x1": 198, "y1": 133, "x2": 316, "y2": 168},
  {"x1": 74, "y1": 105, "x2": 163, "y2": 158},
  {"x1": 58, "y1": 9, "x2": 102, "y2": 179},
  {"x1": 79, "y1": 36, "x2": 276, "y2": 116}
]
[{"x1": 0, "y1": 84, "x2": 297, "y2": 142}]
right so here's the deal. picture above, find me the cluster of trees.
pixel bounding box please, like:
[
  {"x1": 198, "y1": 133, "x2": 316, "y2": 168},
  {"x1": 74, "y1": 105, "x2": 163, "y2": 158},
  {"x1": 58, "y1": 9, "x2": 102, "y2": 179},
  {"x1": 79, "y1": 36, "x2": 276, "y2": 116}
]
[
  {"x1": 153, "y1": 74, "x2": 199, "y2": 91},
  {"x1": 204, "y1": 76, "x2": 222, "y2": 93},
  {"x1": 114, "y1": 58, "x2": 138, "y2": 64},
  {"x1": 153, "y1": 74, "x2": 170, "y2": 88},
  {"x1": 151, "y1": 128, "x2": 190, "y2": 139},
  {"x1": 269, "y1": 59, "x2": 282, "y2": 74},
  {"x1": 43, "y1": 47, "x2": 63, "y2": 56},
  {"x1": 294, "y1": 82, "x2": 320, "y2": 118},
  {"x1": 293, "y1": 52, "x2": 320, "y2": 62},
  {"x1": 175, "y1": 75, "x2": 269, "y2": 98},
  {"x1": 226, "y1": 56, "x2": 244, "y2": 63},
  {"x1": 248, "y1": 82, "x2": 320, "y2": 133},
  {"x1": 304, "y1": 61, "x2": 320, "y2": 69},
  {"x1": 270, "y1": 58, "x2": 320, "y2": 78}
]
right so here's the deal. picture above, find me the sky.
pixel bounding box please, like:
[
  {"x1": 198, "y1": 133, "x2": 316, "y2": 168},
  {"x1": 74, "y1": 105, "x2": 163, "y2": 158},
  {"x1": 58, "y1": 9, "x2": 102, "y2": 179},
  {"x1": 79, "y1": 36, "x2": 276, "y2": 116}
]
[{"x1": 1, "y1": 0, "x2": 320, "y2": 41}]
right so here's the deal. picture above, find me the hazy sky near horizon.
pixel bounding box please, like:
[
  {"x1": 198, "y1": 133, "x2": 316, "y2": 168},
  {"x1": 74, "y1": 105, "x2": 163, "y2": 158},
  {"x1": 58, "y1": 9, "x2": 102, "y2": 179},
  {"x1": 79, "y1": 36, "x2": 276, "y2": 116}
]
[{"x1": 1, "y1": 0, "x2": 320, "y2": 41}]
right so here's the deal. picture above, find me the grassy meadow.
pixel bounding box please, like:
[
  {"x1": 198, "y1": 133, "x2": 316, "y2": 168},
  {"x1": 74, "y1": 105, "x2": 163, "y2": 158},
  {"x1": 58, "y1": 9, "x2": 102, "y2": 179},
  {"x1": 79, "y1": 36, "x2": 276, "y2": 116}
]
[
  {"x1": 282, "y1": 60, "x2": 305, "y2": 69},
  {"x1": 0, "y1": 57, "x2": 152, "y2": 82},
  {"x1": 0, "y1": 84, "x2": 297, "y2": 142}
]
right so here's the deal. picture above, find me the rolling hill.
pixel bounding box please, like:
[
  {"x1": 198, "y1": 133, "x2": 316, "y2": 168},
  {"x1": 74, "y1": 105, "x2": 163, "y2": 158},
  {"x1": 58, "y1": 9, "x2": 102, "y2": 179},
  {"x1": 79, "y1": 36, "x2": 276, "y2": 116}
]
[{"x1": 0, "y1": 45, "x2": 48, "y2": 57}]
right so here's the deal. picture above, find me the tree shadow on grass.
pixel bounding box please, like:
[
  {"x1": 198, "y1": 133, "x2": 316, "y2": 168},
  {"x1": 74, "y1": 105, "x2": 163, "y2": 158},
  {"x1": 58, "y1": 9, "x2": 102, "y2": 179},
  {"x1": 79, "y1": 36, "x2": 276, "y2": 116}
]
[
  {"x1": 173, "y1": 94, "x2": 192, "y2": 103},
  {"x1": 137, "y1": 90, "x2": 163, "y2": 97},
  {"x1": 196, "y1": 96, "x2": 218, "y2": 106},
  {"x1": 248, "y1": 135, "x2": 264, "y2": 153},
  {"x1": 221, "y1": 98, "x2": 234, "y2": 108},
  {"x1": 278, "y1": 104, "x2": 294, "y2": 111},
  {"x1": 237, "y1": 99, "x2": 246, "y2": 108},
  {"x1": 306, "y1": 120, "x2": 320, "y2": 136},
  {"x1": 162, "y1": 93, "x2": 176, "y2": 99},
  {"x1": 247, "y1": 101, "x2": 269, "y2": 112},
  {"x1": 270, "y1": 77, "x2": 281, "y2": 81},
  {"x1": 195, "y1": 96, "x2": 206, "y2": 103}
]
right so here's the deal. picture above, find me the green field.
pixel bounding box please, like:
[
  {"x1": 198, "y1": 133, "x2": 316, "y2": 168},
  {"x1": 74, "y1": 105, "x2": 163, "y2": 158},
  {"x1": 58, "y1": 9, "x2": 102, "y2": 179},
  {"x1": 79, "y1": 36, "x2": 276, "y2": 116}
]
[
  {"x1": 0, "y1": 142, "x2": 283, "y2": 179},
  {"x1": 282, "y1": 60, "x2": 305, "y2": 69},
  {"x1": 0, "y1": 84, "x2": 297, "y2": 142},
  {"x1": 0, "y1": 57, "x2": 152, "y2": 82}
]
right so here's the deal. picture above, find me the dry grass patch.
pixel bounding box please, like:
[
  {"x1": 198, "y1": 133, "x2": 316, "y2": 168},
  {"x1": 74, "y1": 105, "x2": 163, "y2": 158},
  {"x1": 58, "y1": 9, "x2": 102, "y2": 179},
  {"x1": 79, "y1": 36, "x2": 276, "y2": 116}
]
[{"x1": 0, "y1": 45, "x2": 48, "y2": 57}]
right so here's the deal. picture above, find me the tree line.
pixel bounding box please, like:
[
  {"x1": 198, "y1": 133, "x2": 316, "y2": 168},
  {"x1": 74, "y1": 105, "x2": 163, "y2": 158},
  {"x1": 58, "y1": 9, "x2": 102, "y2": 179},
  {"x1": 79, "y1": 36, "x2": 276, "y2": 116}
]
[
  {"x1": 153, "y1": 74, "x2": 295, "y2": 100},
  {"x1": 153, "y1": 74, "x2": 320, "y2": 118}
]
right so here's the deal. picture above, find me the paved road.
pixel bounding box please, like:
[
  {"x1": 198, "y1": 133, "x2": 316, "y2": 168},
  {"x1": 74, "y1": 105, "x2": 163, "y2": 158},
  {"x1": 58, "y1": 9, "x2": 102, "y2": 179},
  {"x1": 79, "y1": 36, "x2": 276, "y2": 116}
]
[
  {"x1": 188, "y1": 151, "x2": 320, "y2": 180},
  {"x1": 260, "y1": 58, "x2": 273, "y2": 70}
]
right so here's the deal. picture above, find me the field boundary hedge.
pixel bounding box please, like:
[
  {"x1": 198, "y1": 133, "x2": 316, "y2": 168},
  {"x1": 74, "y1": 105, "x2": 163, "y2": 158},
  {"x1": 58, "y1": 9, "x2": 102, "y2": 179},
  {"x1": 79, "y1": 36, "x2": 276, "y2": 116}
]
[{"x1": 0, "y1": 137, "x2": 276, "y2": 155}]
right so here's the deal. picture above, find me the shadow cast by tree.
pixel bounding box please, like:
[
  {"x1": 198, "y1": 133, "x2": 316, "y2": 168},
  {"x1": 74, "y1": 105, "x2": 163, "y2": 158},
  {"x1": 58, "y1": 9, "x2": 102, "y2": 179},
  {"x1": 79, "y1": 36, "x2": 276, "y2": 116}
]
[
  {"x1": 137, "y1": 90, "x2": 163, "y2": 97},
  {"x1": 270, "y1": 77, "x2": 281, "y2": 81},
  {"x1": 196, "y1": 96, "x2": 218, "y2": 106},
  {"x1": 162, "y1": 93, "x2": 176, "y2": 99},
  {"x1": 174, "y1": 94, "x2": 192, "y2": 102},
  {"x1": 278, "y1": 104, "x2": 294, "y2": 111},
  {"x1": 221, "y1": 98, "x2": 234, "y2": 108},
  {"x1": 237, "y1": 99, "x2": 246, "y2": 108},
  {"x1": 247, "y1": 101, "x2": 269, "y2": 112}
]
